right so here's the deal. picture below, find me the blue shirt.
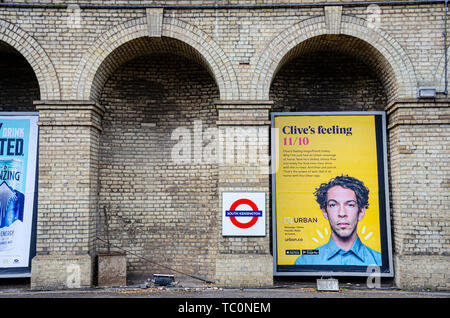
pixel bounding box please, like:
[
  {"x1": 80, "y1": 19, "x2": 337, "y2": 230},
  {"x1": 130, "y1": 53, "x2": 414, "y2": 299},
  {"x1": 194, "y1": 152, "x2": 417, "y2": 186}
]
[{"x1": 294, "y1": 236, "x2": 382, "y2": 266}]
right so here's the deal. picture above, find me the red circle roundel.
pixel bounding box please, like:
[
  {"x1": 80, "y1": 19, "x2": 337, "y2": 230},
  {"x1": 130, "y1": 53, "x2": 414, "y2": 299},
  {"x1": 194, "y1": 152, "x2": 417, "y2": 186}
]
[{"x1": 228, "y1": 198, "x2": 259, "y2": 229}]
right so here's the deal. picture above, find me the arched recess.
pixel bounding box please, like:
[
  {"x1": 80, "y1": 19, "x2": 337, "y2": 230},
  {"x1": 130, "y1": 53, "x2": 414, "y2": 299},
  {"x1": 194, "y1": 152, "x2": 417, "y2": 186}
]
[
  {"x1": 0, "y1": 41, "x2": 40, "y2": 110},
  {"x1": 96, "y1": 51, "x2": 220, "y2": 279},
  {"x1": 71, "y1": 16, "x2": 239, "y2": 101},
  {"x1": 251, "y1": 15, "x2": 417, "y2": 104},
  {"x1": 0, "y1": 18, "x2": 60, "y2": 100},
  {"x1": 269, "y1": 34, "x2": 392, "y2": 111},
  {"x1": 73, "y1": 16, "x2": 226, "y2": 281}
]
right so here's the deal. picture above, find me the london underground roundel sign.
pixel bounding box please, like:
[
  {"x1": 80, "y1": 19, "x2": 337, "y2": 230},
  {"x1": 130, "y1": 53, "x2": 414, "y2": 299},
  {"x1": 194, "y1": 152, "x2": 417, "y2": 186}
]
[{"x1": 222, "y1": 192, "x2": 266, "y2": 236}]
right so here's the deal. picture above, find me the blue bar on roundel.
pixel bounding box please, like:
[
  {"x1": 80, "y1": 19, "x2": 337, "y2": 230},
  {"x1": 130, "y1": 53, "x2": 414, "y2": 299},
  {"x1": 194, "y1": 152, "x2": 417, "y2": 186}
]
[{"x1": 225, "y1": 210, "x2": 263, "y2": 217}]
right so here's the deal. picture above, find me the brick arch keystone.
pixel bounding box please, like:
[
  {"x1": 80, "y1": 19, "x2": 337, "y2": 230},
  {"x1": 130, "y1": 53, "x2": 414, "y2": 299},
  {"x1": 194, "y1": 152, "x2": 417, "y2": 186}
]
[
  {"x1": 71, "y1": 16, "x2": 239, "y2": 101},
  {"x1": 0, "y1": 18, "x2": 61, "y2": 100},
  {"x1": 250, "y1": 15, "x2": 417, "y2": 102}
]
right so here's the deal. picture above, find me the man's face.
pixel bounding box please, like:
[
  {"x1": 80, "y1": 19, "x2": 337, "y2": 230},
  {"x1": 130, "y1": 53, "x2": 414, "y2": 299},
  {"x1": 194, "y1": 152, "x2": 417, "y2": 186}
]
[{"x1": 322, "y1": 186, "x2": 366, "y2": 240}]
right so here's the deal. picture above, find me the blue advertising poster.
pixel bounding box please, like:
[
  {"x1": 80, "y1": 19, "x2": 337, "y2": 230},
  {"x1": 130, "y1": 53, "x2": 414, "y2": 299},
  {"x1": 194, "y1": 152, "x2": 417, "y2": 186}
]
[{"x1": 0, "y1": 114, "x2": 38, "y2": 276}]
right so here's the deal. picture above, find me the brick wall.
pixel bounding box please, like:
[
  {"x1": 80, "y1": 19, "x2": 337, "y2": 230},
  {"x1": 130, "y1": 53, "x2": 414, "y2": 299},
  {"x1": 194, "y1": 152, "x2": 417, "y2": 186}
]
[
  {"x1": 98, "y1": 53, "x2": 219, "y2": 280},
  {"x1": 1, "y1": 3, "x2": 439, "y2": 102},
  {"x1": 0, "y1": 1, "x2": 448, "y2": 290}
]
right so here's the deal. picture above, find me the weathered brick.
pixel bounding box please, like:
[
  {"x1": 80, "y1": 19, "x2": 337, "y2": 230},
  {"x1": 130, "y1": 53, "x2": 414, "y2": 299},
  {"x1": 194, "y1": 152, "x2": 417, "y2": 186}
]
[{"x1": 0, "y1": 0, "x2": 448, "y2": 291}]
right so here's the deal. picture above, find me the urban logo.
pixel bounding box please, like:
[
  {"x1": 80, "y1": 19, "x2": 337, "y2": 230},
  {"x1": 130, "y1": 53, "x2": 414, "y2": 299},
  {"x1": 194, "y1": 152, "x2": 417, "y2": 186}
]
[{"x1": 284, "y1": 216, "x2": 318, "y2": 224}]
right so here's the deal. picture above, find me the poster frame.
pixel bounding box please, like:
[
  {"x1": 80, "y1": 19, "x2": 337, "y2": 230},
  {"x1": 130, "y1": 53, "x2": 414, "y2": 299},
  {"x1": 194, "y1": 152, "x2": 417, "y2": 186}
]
[
  {"x1": 0, "y1": 112, "x2": 39, "y2": 278},
  {"x1": 271, "y1": 111, "x2": 394, "y2": 277}
]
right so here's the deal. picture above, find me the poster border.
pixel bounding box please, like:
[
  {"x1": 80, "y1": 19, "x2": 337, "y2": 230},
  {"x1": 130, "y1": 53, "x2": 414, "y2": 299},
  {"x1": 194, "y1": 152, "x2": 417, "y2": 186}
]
[
  {"x1": 0, "y1": 112, "x2": 39, "y2": 278},
  {"x1": 271, "y1": 111, "x2": 394, "y2": 277}
]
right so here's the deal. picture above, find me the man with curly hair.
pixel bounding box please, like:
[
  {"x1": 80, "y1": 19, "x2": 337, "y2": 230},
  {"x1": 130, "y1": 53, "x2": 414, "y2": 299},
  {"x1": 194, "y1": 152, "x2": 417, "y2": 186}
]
[{"x1": 294, "y1": 175, "x2": 381, "y2": 266}]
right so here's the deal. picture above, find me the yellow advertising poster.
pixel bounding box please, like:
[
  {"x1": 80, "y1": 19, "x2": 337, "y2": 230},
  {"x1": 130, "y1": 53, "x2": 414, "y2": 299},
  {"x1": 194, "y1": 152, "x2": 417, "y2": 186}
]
[{"x1": 272, "y1": 113, "x2": 393, "y2": 275}]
